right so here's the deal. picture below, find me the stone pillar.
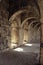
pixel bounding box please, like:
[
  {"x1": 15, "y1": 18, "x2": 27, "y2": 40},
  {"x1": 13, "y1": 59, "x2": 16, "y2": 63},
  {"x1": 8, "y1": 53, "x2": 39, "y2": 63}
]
[
  {"x1": 19, "y1": 28, "x2": 24, "y2": 45},
  {"x1": 39, "y1": 0, "x2": 43, "y2": 64},
  {"x1": 40, "y1": 23, "x2": 43, "y2": 65},
  {"x1": 41, "y1": 23, "x2": 43, "y2": 43},
  {"x1": 28, "y1": 25, "x2": 34, "y2": 43},
  {"x1": 28, "y1": 26, "x2": 31, "y2": 43}
]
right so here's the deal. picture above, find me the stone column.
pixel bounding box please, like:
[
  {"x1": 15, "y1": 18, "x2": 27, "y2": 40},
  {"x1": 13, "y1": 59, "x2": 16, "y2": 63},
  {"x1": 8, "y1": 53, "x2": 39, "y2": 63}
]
[
  {"x1": 41, "y1": 23, "x2": 43, "y2": 43},
  {"x1": 28, "y1": 25, "x2": 31, "y2": 43},
  {"x1": 19, "y1": 27, "x2": 24, "y2": 46},
  {"x1": 40, "y1": 23, "x2": 43, "y2": 64}
]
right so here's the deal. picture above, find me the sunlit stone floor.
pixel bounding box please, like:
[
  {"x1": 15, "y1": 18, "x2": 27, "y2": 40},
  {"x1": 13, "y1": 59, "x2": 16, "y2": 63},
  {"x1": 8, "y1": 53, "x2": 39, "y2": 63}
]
[{"x1": 0, "y1": 43, "x2": 40, "y2": 65}]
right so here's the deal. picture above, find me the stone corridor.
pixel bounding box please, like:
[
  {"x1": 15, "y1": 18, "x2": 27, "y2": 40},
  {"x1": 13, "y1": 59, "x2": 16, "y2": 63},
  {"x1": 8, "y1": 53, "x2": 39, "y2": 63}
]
[{"x1": 0, "y1": 0, "x2": 43, "y2": 65}]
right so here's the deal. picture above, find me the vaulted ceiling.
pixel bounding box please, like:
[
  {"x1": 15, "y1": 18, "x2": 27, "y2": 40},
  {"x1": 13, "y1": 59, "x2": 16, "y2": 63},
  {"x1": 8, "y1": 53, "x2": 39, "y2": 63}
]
[
  {"x1": 9, "y1": 0, "x2": 40, "y2": 19},
  {"x1": 0, "y1": 0, "x2": 41, "y2": 28}
]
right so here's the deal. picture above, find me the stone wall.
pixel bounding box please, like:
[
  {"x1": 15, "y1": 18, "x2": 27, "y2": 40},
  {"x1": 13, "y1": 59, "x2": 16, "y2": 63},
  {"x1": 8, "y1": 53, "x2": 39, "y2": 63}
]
[{"x1": 0, "y1": 0, "x2": 10, "y2": 50}]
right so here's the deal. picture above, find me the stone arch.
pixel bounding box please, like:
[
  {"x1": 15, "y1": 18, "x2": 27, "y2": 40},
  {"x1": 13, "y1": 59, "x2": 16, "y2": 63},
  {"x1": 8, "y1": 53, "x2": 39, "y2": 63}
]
[
  {"x1": 21, "y1": 17, "x2": 41, "y2": 43},
  {"x1": 9, "y1": 10, "x2": 27, "y2": 26},
  {"x1": 33, "y1": 22, "x2": 41, "y2": 29},
  {"x1": 30, "y1": 21, "x2": 41, "y2": 43},
  {"x1": 9, "y1": 1, "x2": 40, "y2": 26},
  {"x1": 9, "y1": 0, "x2": 41, "y2": 47},
  {"x1": 21, "y1": 17, "x2": 38, "y2": 28}
]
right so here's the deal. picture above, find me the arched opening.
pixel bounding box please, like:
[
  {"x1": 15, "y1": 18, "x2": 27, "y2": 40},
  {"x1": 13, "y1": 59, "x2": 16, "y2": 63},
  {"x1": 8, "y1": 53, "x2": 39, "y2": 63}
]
[
  {"x1": 22, "y1": 18, "x2": 41, "y2": 44},
  {"x1": 9, "y1": 4, "x2": 41, "y2": 64},
  {"x1": 9, "y1": 3, "x2": 41, "y2": 48}
]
